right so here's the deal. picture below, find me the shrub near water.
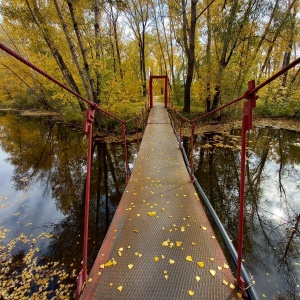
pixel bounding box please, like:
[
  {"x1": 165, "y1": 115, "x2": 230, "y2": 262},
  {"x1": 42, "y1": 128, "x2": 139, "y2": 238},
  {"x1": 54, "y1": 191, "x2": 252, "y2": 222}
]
[{"x1": 0, "y1": 227, "x2": 76, "y2": 299}]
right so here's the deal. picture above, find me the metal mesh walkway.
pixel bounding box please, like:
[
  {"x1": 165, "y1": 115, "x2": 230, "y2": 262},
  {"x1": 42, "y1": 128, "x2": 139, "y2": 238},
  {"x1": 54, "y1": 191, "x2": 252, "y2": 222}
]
[{"x1": 80, "y1": 104, "x2": 239, "y2": 300}]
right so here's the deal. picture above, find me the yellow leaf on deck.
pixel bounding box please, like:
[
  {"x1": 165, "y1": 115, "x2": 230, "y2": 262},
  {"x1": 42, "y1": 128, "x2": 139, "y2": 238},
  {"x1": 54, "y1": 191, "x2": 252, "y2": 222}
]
[
  {"x1": 218, "y1": 266, "x2": 222, "y2": 270},
  {"x1": 209, "y1": 269, "x2": 216, "y2": 276},
  {"x1": 201, "y1": 225, "x2": 207, "y2": 230},
  {"x1": 223, "y1": 263, "x2": 229, "y2": 269},
  {"x1": 137, "y1": 214, "x2": 141, "y2": 217},
  {"x1": 212, "y1": 236, "x2": 216, "y2": 239},
  {"x1": 128, "y1": 264, "x2": 133, "y2": 270},
  {"x1": 119, "y1": 247, "x2": 124, "y2": 252},
  {"x1": 197, "y1": 262, "x2": 205, "y2": 268},
  {"x1": 154, "y1": 256, "x2": 159, "y2": 262},
  {"x1": 117, "y1": 286, "x2": 123, "y2": 292},
  {"x1": 164, "y1": 275, "x2": 168, "y2": 280},
  {"x1": 210, "y1": 258, "x2": 214, "y2": 261},
  {"x1": 191, "y1": 242, "x2": 196, "y2": 246},
  {"x1": 162, "y1": 240, "x2": 169, "y2": 246},
  {"x1": 118, "y1": 251, "x2": 122, "y2": 257},
  {"x1": 176, "y1": 241, "x2": 182, "y2": 247},
  {"x1": 262, "y1": 294, "x2": 267, "y2": 298},
  {"x1": 196, "y1": 276, "x2": 201, "y2": 281},
  {"x1": 186, "y1": 256, "x2": 193, "y2": 262},
  {"x1": 188, "y1": 290, "x2": 194, "y2": 296},
  {"x1": 237, "y1": 292, "x2": 242, "y2": 298},
  {"x1": 133, "y1": 230, "x2": 139, "y2": 233},
  {"x1": 87, "y1": 278, "x2": 92, "y2": 282},
  {"x1": 133, "y1": 192, "x2": 137, "y2": 196},
  {"x1": 222, "y1": 280, "x2": 228, "y2": 286},
  {"x1": 181, "y1": 226, "x2": 185, "y2": 232},
  {"x1": 169, "y1": 259, "x2": 175, "y2": 264},
  {"x1": 230, "y1": 283, "x2": 235, "y2": 289},
  {"x1": 148, "y1": 211, "x2": 157, "y2": 216},
  {"x1": 104, "y1": 260, "x2": 113, "y2": 267}
]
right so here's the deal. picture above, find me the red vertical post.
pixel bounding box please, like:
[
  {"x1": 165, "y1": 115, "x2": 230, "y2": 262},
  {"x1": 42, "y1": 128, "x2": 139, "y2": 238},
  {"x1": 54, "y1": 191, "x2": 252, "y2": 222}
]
[
  {"x1": 164, "y1": 76, "x2": 168, "y2": 108},
  {"x1": 190, "y1": 121, "x2": 195, "y2": 182},
  {"x1": 122, "y1": 121, "x2": 130, "y2": 183},
  {"x1": 149, "y1": 76, "x2": 153, "y2": 108},
  {"x1": 237, "y1": 80, "x2": 257, "y2": 293},
  {"x1": 77, "y1": 104, "x2": 96, "y2": 296}
]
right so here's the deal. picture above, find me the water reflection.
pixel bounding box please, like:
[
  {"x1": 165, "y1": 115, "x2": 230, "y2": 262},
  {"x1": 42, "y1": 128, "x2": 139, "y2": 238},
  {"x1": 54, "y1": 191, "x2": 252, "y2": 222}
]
[
  {"x1": 192, "y1": 127, "x2": 300, "y2": 299},
  {"x1": 0, "y1": 112, "x2": 137, "y2": 298}
]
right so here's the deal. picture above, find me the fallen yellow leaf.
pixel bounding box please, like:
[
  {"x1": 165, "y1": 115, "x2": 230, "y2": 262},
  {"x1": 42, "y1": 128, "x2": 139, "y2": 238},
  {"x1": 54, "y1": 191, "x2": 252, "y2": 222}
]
[
  {"x1": 196, "y1": 276, "x2": 201, "y2": 281},
  {"x1": 223, "y1": 263, "x2": 229, "y2": 269},
  {"x1": 104, "y1": 260, "x2": 113, "y2": 267},
  {"x1": 88, "y1": 278, "x2": 92, "y2": 282},
  {"x1": 222, "y1": 279, "x2": 228, "y2": 286},
  {"x1": 169, "y1": 259, "x2": 175, "y2": 264},
  {"x1": 117, "y1": 285, "x2": 123, "y2": 292},
  {"x1": 209, "y1": 269, "x2": 216, "y2": 276},
  {"x1": 164, "y1": 275, "x2": 168, "y2": 280},
  {"x1": 176, "y1": 241, "x2": 183, "y2": 247},
  {"x1": 148, "y1": 211, "x2": 157, "y2": 216},
  {"x1": 218, "y1": 266, "x2": 222, "y2": 270},
  {"x1": 191, "y1": 242, "x2": 196, "y2": 246},
  {"x1": 186, "y1": 256, "x2": 193, "y2": 262},
  {"x1": 162, "y1": 240, "x2": 169, "y2": 246},
  {"x1": 237, "y1": 292, "x2": 242, "y2": 298},
  {"x1": 230, "y1": 283, "x2": 235, "y2": 289},
  {"x1": 128, "y1": 264, "x2": 133, "y2": 270},
  {"x1": 262, "y1": 294, "x2": 266, "y2": 298},
  {"x1": 201, "y1": 225, "x2": 207, "y2": 230},
  {"x1": 188, "y1": 290, "x2": 194, "y2": 296},
  {"x1": 210, "y1": 258, "x2": 214, "y2": 261},
  {"x1": 197, "y1": 262, "x2": 205, "y2": 268},
  {"x1": 133, "y1": 230, "x2": 139, "y2": 233},
  {"x1": 154, "y1": 256, "x2": 159, "y2": 262},
  {"x1": 181, "y1": 226, "x2": 185, "y2": 232}
]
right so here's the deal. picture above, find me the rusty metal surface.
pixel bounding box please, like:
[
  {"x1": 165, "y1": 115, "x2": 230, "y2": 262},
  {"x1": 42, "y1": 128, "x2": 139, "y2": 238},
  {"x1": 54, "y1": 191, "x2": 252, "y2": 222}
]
[{"x1": 80, "y1": 104, "x2": 240, "y2": 300}]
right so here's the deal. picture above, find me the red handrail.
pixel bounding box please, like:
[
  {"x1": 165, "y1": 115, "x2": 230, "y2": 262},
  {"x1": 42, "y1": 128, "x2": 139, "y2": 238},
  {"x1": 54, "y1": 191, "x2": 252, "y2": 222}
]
[
  {"x1": 170, "y1": 56, "x2": 300, "y2": 297},
  {"x1": 0, "y1": 42, "x2": 150, "y2": 297}
]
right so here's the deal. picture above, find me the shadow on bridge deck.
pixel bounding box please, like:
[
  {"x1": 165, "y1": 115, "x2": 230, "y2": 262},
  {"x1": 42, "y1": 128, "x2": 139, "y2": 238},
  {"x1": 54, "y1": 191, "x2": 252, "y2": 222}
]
[{"x1": 80, "y1": 103, "x2": 240, "y2": 299}]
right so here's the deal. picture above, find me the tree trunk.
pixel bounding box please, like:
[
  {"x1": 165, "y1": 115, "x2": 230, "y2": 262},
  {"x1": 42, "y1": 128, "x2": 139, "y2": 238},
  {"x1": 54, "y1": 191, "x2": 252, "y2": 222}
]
[
  {"x1": 54, "y1": 0, "x2": 92, "y2": 101},
  {"x1": 66, "y1": 0, "x2": 98, "y2": 104},
  {"x1": 24, "y1": 0, "x2": 86, "y2": 112},
  {"x1": 94, "y1": 0, "x2": 101, "y2": 100},
  {"x1": 182, "y1": 0, "x2": 198, "y2": 113}
]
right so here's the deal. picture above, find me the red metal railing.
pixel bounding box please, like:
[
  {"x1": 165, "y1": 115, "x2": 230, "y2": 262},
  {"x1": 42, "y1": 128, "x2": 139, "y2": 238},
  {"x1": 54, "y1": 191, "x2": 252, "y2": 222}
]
[
  {"x1": 2, "y1": 41, "x2": 300, "y2": 299},
  {"x1": 169, "y1": 56, "x2": 300, "y2": 298},
  {"x1": 0, "y1": 42, "x2": 150, "y2": 296}
]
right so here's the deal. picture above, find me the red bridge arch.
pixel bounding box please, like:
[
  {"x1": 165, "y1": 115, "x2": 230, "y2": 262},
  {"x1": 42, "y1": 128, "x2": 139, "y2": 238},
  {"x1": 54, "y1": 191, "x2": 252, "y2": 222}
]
[{"x1": 149, "y1": 75, "x2": 169, "y2": 109}]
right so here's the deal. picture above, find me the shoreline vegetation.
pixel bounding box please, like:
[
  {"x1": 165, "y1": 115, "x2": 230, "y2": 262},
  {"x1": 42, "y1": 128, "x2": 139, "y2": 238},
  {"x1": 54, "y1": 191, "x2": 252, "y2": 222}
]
[{"x1": 1, "y1": 107, "x2": 299, "y2": 144}]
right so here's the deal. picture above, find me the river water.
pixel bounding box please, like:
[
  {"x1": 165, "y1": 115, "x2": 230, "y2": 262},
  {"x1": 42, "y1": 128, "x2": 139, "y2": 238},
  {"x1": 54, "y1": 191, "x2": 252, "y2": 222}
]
[{"x1": 0, "y1": 112, "x2": 299, "y2": 299}]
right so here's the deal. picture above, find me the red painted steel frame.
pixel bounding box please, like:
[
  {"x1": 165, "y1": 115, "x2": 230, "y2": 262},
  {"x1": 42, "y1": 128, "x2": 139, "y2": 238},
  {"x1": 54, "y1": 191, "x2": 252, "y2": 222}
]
[
  {"x1": 237, "y1": 80, "x2": 257, "y2": 295},
  {"x1": 149, "y1": 75, "x2": 169, "y2": 108},
  {"x1": 77, "y1": 105, "x2": 96, "y2": 296}
]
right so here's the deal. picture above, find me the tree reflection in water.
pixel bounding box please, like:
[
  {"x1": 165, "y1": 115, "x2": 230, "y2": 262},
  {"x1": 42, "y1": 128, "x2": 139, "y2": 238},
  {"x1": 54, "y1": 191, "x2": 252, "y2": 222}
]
[
  {"x1": 192, "y1": 127, "x2": 300, "y2": 300},
  {"x1": 0, "y1": 113, "x2": 137, "y2": 297}
]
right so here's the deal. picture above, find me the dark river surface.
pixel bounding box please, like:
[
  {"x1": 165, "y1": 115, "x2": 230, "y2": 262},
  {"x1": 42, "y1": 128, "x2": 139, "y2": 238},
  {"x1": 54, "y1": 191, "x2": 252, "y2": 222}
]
[{"x1": 0, "y1": 112, "x2": 299, "y2": 299}]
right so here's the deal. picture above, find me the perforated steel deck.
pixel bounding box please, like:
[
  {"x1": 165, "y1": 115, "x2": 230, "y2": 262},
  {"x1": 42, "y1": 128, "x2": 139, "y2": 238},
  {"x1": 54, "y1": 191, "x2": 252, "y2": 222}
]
[{"x1": 80, "y1": 104, "x2": 240, "y2": 300}]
